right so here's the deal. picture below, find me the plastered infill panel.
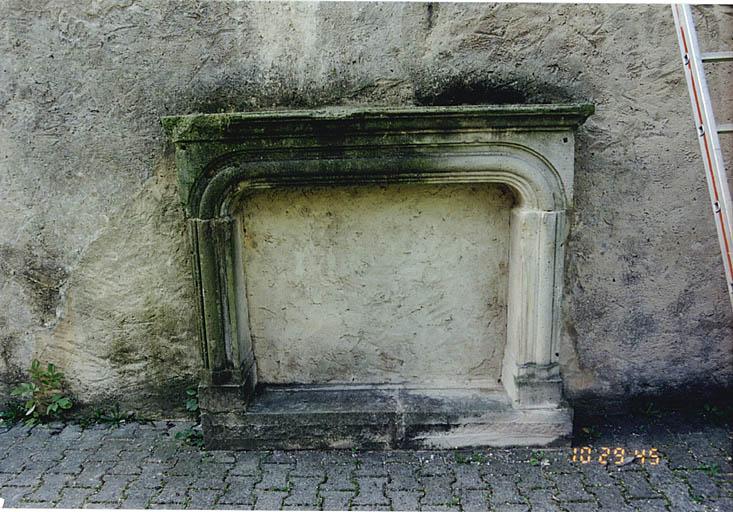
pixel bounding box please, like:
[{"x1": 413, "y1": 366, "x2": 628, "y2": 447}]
[{"x1": 235, "y1": 183, "x2": 514, "y2": 386}]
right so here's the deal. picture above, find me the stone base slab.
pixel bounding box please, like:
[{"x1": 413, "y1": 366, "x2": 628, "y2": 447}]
[{"x1": 200, "y1": 384, "x2": 572, "y2": 450}]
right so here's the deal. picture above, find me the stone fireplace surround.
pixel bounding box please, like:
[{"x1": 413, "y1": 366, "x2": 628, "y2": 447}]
[{"x1": 162, "y1": 104, "x2": 593, "y2": 449}]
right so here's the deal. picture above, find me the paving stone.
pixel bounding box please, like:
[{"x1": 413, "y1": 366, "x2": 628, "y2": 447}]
[
  {"x1": 620, "y1": 471, "x2": 660, "y2": 499},
  {"x1": 252, "y1": 489, "x2": 286, "y2": 509},
  {"x1": 456, "y1": 489, "x2": 490, "y2": 512},
  {"x1": 489, "y1": 479, "x2": 525, "y2": 506},
  {"x1": 352, "y1": 476, "x2": 389, "y2": 506},
  {"x1": 27, "y1": 473, "x2": 71, "y2": 502},
  {"x1": 420, "y1": 476, "x2": 454, "y2": 506},
  {"x1": 661, "y1": 445, "x2": 699, "y2": 469},
  {"x1": 86, "y1": 446, "x2": 123, "y2": 463},
  {"x1": 419, "y1": 504, "x2": 459, "y2": 511},
  {"x1": 88, "y1": 474, "x2": 136, "y2": 503},
  {"x1": 419, "y1": 459, "x2": 453, "y2": 477},
  {"x1": 137, "y1": 466, "x2": 166, "y2": 488},
  {"x1": 71, "y1": 461, "x2": 115, "y2": 488},
  {"x1": 187, "y1": 488, "x2": 221, "y2": 508},
  {"x1": 266, "y1": 450, "x2": 295, "y2": 465},
  {"x1": 20, "y1": 459, "x2": 57, "y2": 472},
  {"x1": 283, "y1": 476, "x2": 321, "y2": 506},
  {"x1": 141, "y1": 502, "x2": 180, "y2": 509},
  {"x1": 581, "y1": 465, "x2": 615, "y2": 487},
  {"x1": 106, "y1": 424, "x2": 140, "y2": 439},
  {"x1": 152, "y1": 476, "x2": 191, "y2": 504},
  {"x1": 562, "y1": 502, "x2": 609, "y2": 512},
  {"x1": 320, "y1": 466, "x2": 356, "y2": 491},
  {"x1": 659, "y1": 482, "x2": 706, "y2": 512},
  {"x1": 453, "y1": 464, "x2": 487, "y2": 489},
  {"x1": 108, "y1": 459, "x2": 142, "y2": 475},
  {"x1": 255, "y1": 464, "x2": 290, "y2": 490},
  {"x1": 218, "y1": 476, "x2": 257, "y2": 505},
  {"x1": 386, "y1": 489, "x2": 421, "y2": 510},
  {"x1": 49, "y1": 450, "x2": 88, "y2": 474},
  {"x1": 515, "y1": 466, "x2": 552, "y2": 491},
  {"x1": 291, "y1": 459, "x2": 325, "y2": 477},
  {"x1": 192, "y1": 473, "x2": 227, "y2": 490},
  {"x1": 230, "y1": 452, "x2": 261, "y2": 476},
  {"x1": 0, "y1": 485, "x2": 33, "y2": 506},
  {"x1": 591, "y1": 484, "x2": 629, "y2": 510},
  {"x1": 386, "y1": 463, "x2": 421, "y2": 490},
  {"x1": 57, "y1": 424, "x2": 83, "y2": 442},
  {"x1": 354, "y1": 453, "x2": 388, "y2": 476},
  {"x1": 147, "y1": 443, "x2": 179, "y2": 464},
  {"x1": 522, "y1": 489, "x2": 562, "y2": 511},
  {"x1": 29, "y1": 448, "x2": 66, "y2": 462},
  {"x1": 320, "y1": 490, "x2": 354, "y2": 510},
  {"x1": 119, "y1": 483, "x2": 159, "y2": 509},
  {"x1": 168, "y1": 454, "x2": 204, "y2": 476},
  {"x1": 686, "y1": 470, "x2": 723, "y2": 498},
  {"x1": 487, "y1": 505, "x2": 529, "y2": 512},
  {"x1": 4, "y1": 469, "x2": 42, "y2": 487},
  {"x1": 54, "y1": 486, "x2": 95, "y2": 508},
  {"x1": 627, "y1": 498, "x2": 668, "y2": 511},
  {"x1": 550, "y1": 473, "x2": 595, "y2": 502},
  {"x1": 709, "y1": 497, "x2": 733, "y2": 511},
  {"x1": 321, "y1": 451, "x2": 358, "y2": 466},
  {"x1": 19, "y1": 501, "x2": 57, "y2": 508}
]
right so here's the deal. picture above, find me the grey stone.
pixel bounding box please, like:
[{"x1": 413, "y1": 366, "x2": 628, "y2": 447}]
[
  {"x1": 71, "y1": 461, "x2": 116, "y2": 488},
  {"x1": 457, "y1": 489, "x2": 490, "y2": 512},
  {"x1": 253, "y1": 490, "x2": 286, "y2": 510},
  {"x1": 320, "y1": 490, "x2": 354, "y2": 510},
  {"x1": 230, "y1": 452, "x2": 261, "y2": 476},
  {"x1": 283, "y1": 476, "x2": 321, "y2": 506},
  {"x1": 255, "y1": 464, "x2": 290, "y2": 490},
  {"x1": 218, "y1": 477, "x2": 256, "y2": 505},
  {"x1": 54, "y1": 486, "x2": 95, "y2": 508},
  {"x1": 27, "y1": 473, "x2": 71, "y2": 502},
  {"x1": 88, "y1": 475, "x2": 136, "y2": 503},
  {"x1": 352, "y1": 476, "x2": 389, "y2": 506},
  {"x1": 420, "y1": 476, "x2": 454, "y2": 506},
  {"x1": 320, "y1": 466, "x2": 356, "y2": 491},
  {"x1": 187, "y1": 488, "x2": 221, "y2": 509}
]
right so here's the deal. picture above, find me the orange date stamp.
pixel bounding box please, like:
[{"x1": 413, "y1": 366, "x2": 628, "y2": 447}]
[{"x1": 571, "y1": 447, "x2": 661, "y2": 465}]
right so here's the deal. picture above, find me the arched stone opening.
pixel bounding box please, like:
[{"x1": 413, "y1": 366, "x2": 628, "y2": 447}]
[{"x1": 163, "y1": 105, "x2": 593, "y2": 449}]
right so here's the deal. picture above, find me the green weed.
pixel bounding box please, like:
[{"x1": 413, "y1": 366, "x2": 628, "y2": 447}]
[{"x1": 10, "y1": 360, "x2": 73, "y2": 426}]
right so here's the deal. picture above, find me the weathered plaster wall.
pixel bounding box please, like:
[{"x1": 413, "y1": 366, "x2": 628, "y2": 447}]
[
  {"x1": 1, "y1": 1, "x2": 730, "y2": 412},
  {"x1": 240, "y1": 184, "x2": 512, "y2": 386}
]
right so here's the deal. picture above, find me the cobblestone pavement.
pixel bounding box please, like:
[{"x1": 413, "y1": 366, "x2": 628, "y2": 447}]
[{"x1": 0, "y1": 413, "x2": 730, "y2": 511}]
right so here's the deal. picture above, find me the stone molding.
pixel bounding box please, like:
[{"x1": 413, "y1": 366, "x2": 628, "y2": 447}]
[{"x1": 163, "y1": 104, "x2": 593, "y2": 447}]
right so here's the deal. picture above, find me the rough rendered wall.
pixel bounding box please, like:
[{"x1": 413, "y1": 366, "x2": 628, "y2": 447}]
[
  {"x1": 1, "y1": 1, "x2": 731, "y2": 413},
  {"x1": 240, "y1": 184, "x2": 512, "y2": 386}
]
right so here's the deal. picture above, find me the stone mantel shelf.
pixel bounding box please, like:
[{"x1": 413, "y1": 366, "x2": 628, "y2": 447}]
[
  {"x1": 162, "y1": 104, "x2": 593, "y2": 450},
  {"x1": 163, "y1": 104, "x2": 594, "y2": 143}
]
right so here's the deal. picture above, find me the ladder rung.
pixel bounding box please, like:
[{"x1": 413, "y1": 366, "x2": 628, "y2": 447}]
[
  {"x1": 717, "y1": 123, "x2": 733, "y2": 134},
  {"x1": 701, "y1": 51, "x2": 733, "y2": 62}
]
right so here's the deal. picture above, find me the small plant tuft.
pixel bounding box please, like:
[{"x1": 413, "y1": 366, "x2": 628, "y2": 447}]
[
  {"x1": 455, "y1": 451, "x2": 488, "y2": 464},
  {"x1": 79, "y1": 404, "x2": 149, "y2": 429},
  {"x1": 10, "y1": 360, "x2": 73, "y2": 426},
  {"x1": 175, "y1": 426, "x2": 204, "y2": 447},
  {"x1": 184, "y1": 387, "x2": 199, "y2": 414},
  {"x1": 529, "y1": 451, "x2": 543, "y2": 466},
  {"x1": 0, "y1": 401, "x2": 26, "y2": 428},
  {"x1": 580, "y1": 425, "x2": 601, "y2": 441},
  {"x1": 696, "y1": 463, "x2": 721, "y2": 478}
]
